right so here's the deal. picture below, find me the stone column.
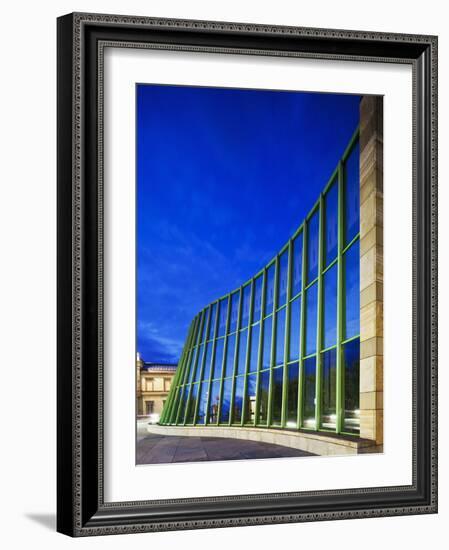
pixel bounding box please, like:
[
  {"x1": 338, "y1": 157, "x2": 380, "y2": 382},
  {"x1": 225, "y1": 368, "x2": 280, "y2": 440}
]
[{"x1": 359, "y1": 96, "x2": 383, "y2": 446}]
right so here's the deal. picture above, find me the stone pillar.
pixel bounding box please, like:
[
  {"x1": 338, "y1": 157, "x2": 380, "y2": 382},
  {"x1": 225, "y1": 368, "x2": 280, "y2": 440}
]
[{"x1": 359, "y1": 96, "x2": 383, "y2": 446}]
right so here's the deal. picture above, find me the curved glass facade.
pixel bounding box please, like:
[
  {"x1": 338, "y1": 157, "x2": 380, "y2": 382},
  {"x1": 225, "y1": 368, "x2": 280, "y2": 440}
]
[{"x1": 160, "y1": 128, "x2": 361, "y2": 436}]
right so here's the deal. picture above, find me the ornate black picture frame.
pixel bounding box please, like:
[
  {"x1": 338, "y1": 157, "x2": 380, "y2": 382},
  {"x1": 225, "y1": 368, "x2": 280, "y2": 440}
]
[{"x1": 57, "y1": 12, "x2": 438, "y2": 537}]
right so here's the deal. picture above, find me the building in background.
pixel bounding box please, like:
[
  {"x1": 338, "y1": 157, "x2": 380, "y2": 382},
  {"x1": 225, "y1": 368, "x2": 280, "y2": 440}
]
[
  {"x1": 159, "y1": 97, "x2": 383, "y2": 456},
  {"x1": 136, "y1": 354, "x2": 177, "y2": 420}
]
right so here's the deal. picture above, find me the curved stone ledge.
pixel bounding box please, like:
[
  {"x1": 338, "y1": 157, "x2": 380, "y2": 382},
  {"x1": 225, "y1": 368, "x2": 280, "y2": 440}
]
[{"x1": 149, "y1": 424, "x2": 381, "y2": 456}]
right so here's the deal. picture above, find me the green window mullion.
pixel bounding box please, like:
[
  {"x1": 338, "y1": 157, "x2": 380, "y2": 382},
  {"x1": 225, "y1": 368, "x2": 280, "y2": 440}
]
[
  {"x1": 192, "y1": 306, "x2": 212, "y2": 424},
  {"x1": 162, "y1": 319, "x2": 194, "y2": 423},
  {"x1": 229, "y1": 288, "x2": 244, "y2": 424},
  {"x1": 314, "y1": 195, "x2": 324, "y2": 430},
  {"x1": 281, "y1": 241, "x2": 293, "y2": 427},
  {"x1": 336, "y1": 160, "x2": 344, "y2": 433},
  {"x1": 217, "y1": 294, "x2": 232, "y2": 424},
  {"x1": 254, "y1": 268, "x2": 267, "y2": 425},
  {"x1": 241, "y1": 280, "x2": 254, "y2": 425},
  {"x1": 298, "y1": 222, "x2": 308, "y2": 429},
  {"x1": 267, "y1": 256, "x2": 279, "y2": 427},
  {"x1": 199, "y1": 310, "x2": 213, "y2": 425},
  {"x1": 171, "y1": 318, "x2": 198, "y2": 424}
]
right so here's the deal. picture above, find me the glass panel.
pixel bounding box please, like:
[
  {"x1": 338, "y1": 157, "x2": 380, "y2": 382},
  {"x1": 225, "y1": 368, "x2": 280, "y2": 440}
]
[
  {"x1": 185, "y1": 383, "x2": 199, "y2": 424},
  {"x1": 193, "y1": 344, "x2": 204, "y2": 382},
  {"x1": 208, "y1": 380, "x2": 221, "y2": 424},
  {"x1": 229, "y1": 291, "x2": 240, "y2": 333},
  {"x1": 277, "y1": 250, "x2": 288, "y2": 307},
  {"x1": 217, "y1": 298, "x2": 228, "y2": 337},
  {"x1": 170, "y1": 387, "x2": 181, "y2": 423},
  {"x1": 286, "y1": 362, "x2": 299, "y2": 427},
  {"x1": 196, "y1": 381, "x2": 208, "y2": 424},
  {"x1": 275, "y1": 308, "x2": 286, "y2": 366},
  {"x1": 323, "y1": 263, "x2": 338, "y2": 348},
  {"x1": 207, "y1": 302, "x2": 217, "y2": 340},
  {"x1": 344, "y1": 141, "x2": 360, "y2": 245},
  {"x1": 288, "y1": 297, "x2": 301, "y2": 362},
  {"x1": 303, "y1": 357, "x2": 316, "y2": 429},
  {"x1": 272, "y1": 367, "x2": 284, "y2": 425},
  {"x1": 291, "y1": 232, "x2": 303, "y2": 296},
  {"x1": 245, "y1": 373, "x2": 257, "y2": 423},
  {"x1": 237, "y1": 329, "x2": 248, "y2": 375},
  {"x1": 233, "y1": 376, "x2": 245, "y2": 423},
  {"x1": 212, "y1": 338, "x2": 224, "y2": 378},
  {"x1": 199, "y1": 308, "x2": 209, "y2": 343},
  {"x1": 307, "y1": 210, "x2": 319, "y2": 283},
  {"x1": 240, "y1": 284, "x2": 251, "y2": 328},
  {"x1": 344, "y1": 240, "x2": 360, "y2": 339},
  {"x1": 262, "y1": 316, "x2": 272, "y2": 369},
  {"x1": 177, "y1": 386, "x2": 188, "y2": 424},
  {"x1": 253, "y1": 275, "x2": 263, "y2": 321},
  {"x1": 343, "y1": 338, "x2": 360, "y2": 434},
  {"x1": 265, "y1": 263, "x2": 275, "y2": 315},
  {"x1": 321, "y1": 349, "x2": 337, "y2": 430},
  {"x1": 324, "y1": 180, "x2": 338, "y2": 265},
  {"x1": 187, "y1": 348, "x2": 197, "y2": 383},
  {"x1": 305, "y1": 283, "x2": 318, "y2": 355},
  {"x1": 258, "y1": 370, "x2": 270, "y2": 425},
  {"x1": 249, "y1": 323, "x2": 260, "y2": 372},
  {"x1": 202, "y1": 343, "x2": 213, "y2": 381},
  {"x1": 220, "y1": 378, "x2": 232, "y2": 423},
  {"x1": 224, "y1": 333, "x2": 236, "y2": 378}
]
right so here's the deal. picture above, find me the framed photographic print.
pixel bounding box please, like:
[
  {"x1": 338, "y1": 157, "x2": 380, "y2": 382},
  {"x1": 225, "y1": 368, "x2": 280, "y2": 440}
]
[{"x1": 57, "y1": 12, "x2": 438, "y2": 536}]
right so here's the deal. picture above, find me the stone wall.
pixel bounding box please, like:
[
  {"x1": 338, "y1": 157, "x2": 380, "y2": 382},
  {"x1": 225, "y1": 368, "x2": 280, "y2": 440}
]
[{"x1": 359, "y1": 96, "x2": 383, "y2": 445}]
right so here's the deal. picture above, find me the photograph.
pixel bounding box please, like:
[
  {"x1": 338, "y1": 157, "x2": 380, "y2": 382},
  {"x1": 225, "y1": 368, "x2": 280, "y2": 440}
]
[{"x1": 135, "y1": 84, "x2": 384, "y2": 464}]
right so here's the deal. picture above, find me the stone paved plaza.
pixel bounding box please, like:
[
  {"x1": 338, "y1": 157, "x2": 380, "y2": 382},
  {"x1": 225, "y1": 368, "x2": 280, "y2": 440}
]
[{"x1": 136, "y1": 431, "x2": 315, "y2": 464}]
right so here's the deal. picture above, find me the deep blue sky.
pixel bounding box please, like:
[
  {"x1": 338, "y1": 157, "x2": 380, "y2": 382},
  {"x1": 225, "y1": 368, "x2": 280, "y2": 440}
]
[{"x1": 137, "y1": 84, "x2": 360, "y2": 363}]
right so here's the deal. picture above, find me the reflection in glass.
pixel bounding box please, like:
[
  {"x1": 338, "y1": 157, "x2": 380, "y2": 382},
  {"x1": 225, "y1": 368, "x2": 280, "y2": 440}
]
[
  {"x1": 202, "y1": 343, "x2": 213, "y2": 381},
  {"x1": 224, "y1": 334, "x2": 236, "y2": 378},
  {"x1": 303, "y1": 357, "x2": 316, "y2": 428},
  {"x1": 177, "y1": 386, "x2": 188, "y2": 423},
  {"x1": 229, "y1": 291, "x2": 240, "y2": 333},
  {"x1": 344, "y1": 141, "x2": 360, "y2": 245},
  {"x1": 233, "y1": 376, "x2": 245, "y2": 422},
  {"x1": 241, "y1": 284, "x2": 251, "y2": 328},
  {"x1": 200, "y1": 308, "x2": 209, "y2": 343},
  {"x1": 208, "y1": 380, "x2": 221, "y2": 424},
  {"x1": 277, "y1": 250, "x2": 288, "y2": 307},
  {"x1": 185, "y1": 383, "x2": 199, "y2": 424},
  {"x1": 344, "y1": 338, "x2": 360, "y2": 434},
  {"x1": 321, "y1": 349, "x2": 336, "y2": 429},
  {"x1": 287, "y1": 362, "x2": 299, "y2": 427},
  {"x1": 249, "y1": 323, "x2": 260, "y2": 372},
  {"x1": 272, "y1": 367, "x2": 284, "y2": 425},
  {"x1": 265, "y1": 263, "x2": 275, "y2": 315},
  {"x1": 305, "y1": 284, "x2": 318, "y2": 355},
  {"x1": 245, "y1": 373, "x2": 257, "y2": 423},
  {"x1": 207, "y1": 302, "x2": 217, "y2": 340},
  {"x1": 220, "y1": 378, "x2": 232, "y2": 423},
  {"x1": 344, "y1": 240, "x2": 360, "y2": 339},
  {"x1": 325, "y1": 180, "x2": 338, "y2": 265},
  {"x1": 253, "y1": 275, "x2": 263, "y2": 321},
  {"x1": 212, "y1": 338, "x2": 224, "y2": 379},
  {"x1": 196, "y1": 382, "x2": 208, "y2": 424},
  {"x1": 237, "y1": 329, "x2": 248, "y2": 375},
  {"x1": 291, "y1": 232, "x2": 303, "y2": 296},
  {"x1": 262, "y1": 316, "x2": 272, "y2": 369},
  {"x1": 217, "y1": 298, "x2": 228, "y2": 337},
  {"x1": 258, "y1": 370, "x2": 270, "y2": 425},
  {"x1": 307, "y1": 210, "x2": 319, "y2": 283},
  {"x1": 187, "y1": 348, "x2": 197, "y2": 383},
  {"x1": 288, "y1": 297, "x2": 301, "y2": 361},
  {"x1": 323, "y1": 264, "x2": 338, "y2": 348},
  {"x1": 193, "y1": 344, "x2": 204, "y2": 382},
  {"x1": 275, "y1": 308, "x2": 286, "y2": 366}
]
